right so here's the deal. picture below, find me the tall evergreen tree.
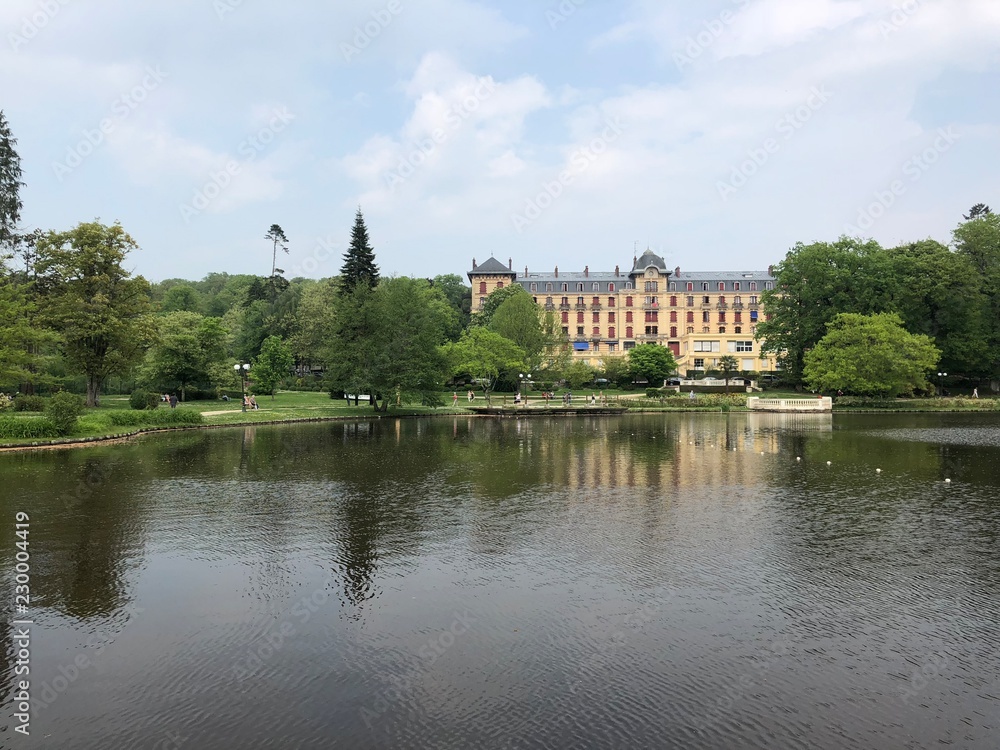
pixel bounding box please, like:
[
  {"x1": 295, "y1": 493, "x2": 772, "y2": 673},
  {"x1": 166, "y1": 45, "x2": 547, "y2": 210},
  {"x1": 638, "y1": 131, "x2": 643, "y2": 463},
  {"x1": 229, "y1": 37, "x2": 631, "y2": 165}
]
[
  {"x1": 265, "y1": 223, "x2": 288, "y2": 277},
  {"x1": 339, "y1": 208, "x2": 379, "y2": 293},
  {"x1": 0, "y1": 110, "x2": 24, "y2": 252}
]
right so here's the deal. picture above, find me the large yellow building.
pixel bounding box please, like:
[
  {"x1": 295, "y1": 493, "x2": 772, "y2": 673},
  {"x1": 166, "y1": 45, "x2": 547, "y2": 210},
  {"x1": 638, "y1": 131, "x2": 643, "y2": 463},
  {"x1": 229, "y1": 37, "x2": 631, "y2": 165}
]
[{"x1": 468, "y1": 250, "x2": 779, "y2": 375}]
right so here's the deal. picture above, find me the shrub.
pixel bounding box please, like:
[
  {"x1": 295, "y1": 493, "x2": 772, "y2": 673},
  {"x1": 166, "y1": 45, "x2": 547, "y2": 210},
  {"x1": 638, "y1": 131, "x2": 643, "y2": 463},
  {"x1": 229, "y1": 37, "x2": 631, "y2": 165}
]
[
  {"x1": 130, "y1": 390, "x2": 161, "y2": 410},
  {"x1": 0, "y1": 393, "x2": 12, "y2": 411},
  {"x1": 13, "y1": 394, "x2": 45, "y2": 412},
  {"x1": 104, "y1": 409, "x2": 204, "y2": 427},
  {"x1": 45, "y1": 392, "x2": 85, "y2": 436},
  {"x1": 421, "y1": 391, "x2": 445, "y2": 409},
  {"x1": 0, "y1": 416, "x2": 60, "y2": 440}
]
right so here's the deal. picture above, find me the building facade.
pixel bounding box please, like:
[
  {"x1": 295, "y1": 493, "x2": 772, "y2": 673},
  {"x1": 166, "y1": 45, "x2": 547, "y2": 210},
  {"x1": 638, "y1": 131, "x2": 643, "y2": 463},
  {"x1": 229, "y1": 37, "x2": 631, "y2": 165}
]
[{"x1": 468, "y1": 250, "x2": 779, "y2": 375}]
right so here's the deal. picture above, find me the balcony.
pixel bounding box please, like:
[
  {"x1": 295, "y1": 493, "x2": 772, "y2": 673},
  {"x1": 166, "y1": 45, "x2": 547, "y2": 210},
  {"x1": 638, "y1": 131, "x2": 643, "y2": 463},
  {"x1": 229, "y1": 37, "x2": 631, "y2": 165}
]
[
  {"x1": 576, "y1": 303, "x2": 587, "y2": 310},
  {"x1": 716, "y1": 303, "x2": 729, "y2": 310},
  {"x1": 544, "y1": 303, "x2": 556, "y2": 311},
  {"x1": 590, "y1": 302, "x2": 602, "y2": 309},
  {"x1": 559, "y1": 303, "x2": 571, "y2": 310},
  {"x1": 732, "y1": 303, "x2": 744, "y2": 310},
  {"x1": 643, "y1": 303, "x2": 660, "y2": 310}
]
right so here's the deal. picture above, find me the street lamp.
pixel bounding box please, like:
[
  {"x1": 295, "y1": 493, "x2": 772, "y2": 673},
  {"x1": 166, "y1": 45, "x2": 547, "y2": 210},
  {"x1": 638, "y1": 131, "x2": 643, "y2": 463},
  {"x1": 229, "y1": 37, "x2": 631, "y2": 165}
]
[
  {"x1": 937, "y1": 372, "x2": 947, "y2": 397},
  {"x1": 519, "y1": 372, "x2": 532, "y2": 407},
  {"x1": 234, "y1": 362, "x2": 250, "y2": 411}
]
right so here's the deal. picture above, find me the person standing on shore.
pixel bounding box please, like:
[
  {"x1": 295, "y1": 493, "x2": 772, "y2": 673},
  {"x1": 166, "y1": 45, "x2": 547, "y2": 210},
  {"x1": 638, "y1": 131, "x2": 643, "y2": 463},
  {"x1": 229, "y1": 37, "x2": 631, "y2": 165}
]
[
  {"x1": 972, "y1": 388, "x2": 979, "y2": 398},
  {"x1": 452, "y1": 391, "x2": 459, "y2": 407}
]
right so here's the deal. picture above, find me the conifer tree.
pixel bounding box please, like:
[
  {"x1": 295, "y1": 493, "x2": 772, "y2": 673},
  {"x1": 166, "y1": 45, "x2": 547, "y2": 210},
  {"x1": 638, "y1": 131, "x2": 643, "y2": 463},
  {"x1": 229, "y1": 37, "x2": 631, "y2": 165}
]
[
  {"x1": 339, "y1": 208, "x2": 379, "y2": 293},
  {"x1": 0, "y1": 110, "x2": 24, "y2": 251}
]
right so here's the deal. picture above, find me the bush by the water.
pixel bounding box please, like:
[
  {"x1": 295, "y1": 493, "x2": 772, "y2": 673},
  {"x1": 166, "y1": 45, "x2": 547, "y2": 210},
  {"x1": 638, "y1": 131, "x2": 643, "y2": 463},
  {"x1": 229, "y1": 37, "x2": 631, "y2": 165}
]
[
  {"x1": 130, "y1": 390, "x2": 161, "y2": 410},
  {"x1": 13, "y1": 394, "x2": 45, "y2": 412},
  {"x1": 104, "y1": 409, "x2": 204, "y2": 427},
  {"x1": 46, "y1": 392, "x2": 85, "y2": 435},
  {"x1": 0, "y1": 416, "x2": 60, "y2": 440}
]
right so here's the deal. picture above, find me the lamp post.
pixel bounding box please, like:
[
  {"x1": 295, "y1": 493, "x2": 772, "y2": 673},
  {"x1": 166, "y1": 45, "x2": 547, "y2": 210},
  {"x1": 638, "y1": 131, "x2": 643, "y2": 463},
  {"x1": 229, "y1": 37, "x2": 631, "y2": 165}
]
[
  {"x1": 234, "y1": 363, "x2": 250, "y2": 411},
  {"x1": 519, "y1": 372, "x2": 532, "y2": 407},
  {"x1": 937, "y1": 371, "x2": 947, "y2": 397}
]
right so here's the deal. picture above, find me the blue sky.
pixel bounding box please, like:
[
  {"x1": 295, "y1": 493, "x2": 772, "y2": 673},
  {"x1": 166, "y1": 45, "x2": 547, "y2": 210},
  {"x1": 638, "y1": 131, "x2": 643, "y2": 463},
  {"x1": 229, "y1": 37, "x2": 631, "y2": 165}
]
[{"x1": 3, "y1": 0, "x2": 998, "y2": 282}]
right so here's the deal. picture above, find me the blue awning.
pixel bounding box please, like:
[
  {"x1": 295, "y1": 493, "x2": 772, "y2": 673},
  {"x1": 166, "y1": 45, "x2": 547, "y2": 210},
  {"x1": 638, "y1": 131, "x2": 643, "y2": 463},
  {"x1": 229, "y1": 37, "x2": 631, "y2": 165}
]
[{"x1": 573, "y1": 342, "x2": 590, "y2": 351}]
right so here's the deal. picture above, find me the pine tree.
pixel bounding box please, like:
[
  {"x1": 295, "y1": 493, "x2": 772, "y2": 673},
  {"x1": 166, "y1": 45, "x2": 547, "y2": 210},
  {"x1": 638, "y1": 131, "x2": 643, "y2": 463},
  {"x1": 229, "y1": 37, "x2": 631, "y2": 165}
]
[
  {"x1": 265, "y1": 223, "x2": 288, "y2": 276},
  {"x1": 339, "y1": 208, "x2": 379, "y2": 293},
  {"x1": 0, "y1": 110, "x2": 25, "y2": 252}
]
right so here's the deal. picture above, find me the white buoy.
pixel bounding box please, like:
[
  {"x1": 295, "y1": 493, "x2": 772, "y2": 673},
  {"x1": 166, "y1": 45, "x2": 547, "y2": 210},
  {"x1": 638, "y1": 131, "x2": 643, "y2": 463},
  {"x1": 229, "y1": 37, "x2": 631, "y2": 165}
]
[
  {"x1": 945, "y1": 478, "x2": 951, "y2": 483},
  {"x1": 826, "y1": 461, "x2": 832, "y2": 466},
  {"x1": 796, "y1": 457, "x2": 801, "y2": 461},
  {"x1": 876, "y1": 468, "x2": 882, "y2": 473}
]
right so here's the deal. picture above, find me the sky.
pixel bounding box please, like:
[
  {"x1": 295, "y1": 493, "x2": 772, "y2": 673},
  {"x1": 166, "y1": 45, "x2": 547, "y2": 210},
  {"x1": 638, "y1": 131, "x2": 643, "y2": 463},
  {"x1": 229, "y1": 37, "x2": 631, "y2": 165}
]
[{"x1": 2, "y1": 0, "x2": 998, "y2": 283}]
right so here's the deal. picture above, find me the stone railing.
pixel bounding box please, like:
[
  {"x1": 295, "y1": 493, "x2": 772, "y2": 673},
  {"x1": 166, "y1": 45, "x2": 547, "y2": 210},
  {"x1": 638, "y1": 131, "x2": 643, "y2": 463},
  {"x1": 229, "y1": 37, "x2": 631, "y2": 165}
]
[{"x1": 747, "y1": 397, "x2": 832, "y2": 412}]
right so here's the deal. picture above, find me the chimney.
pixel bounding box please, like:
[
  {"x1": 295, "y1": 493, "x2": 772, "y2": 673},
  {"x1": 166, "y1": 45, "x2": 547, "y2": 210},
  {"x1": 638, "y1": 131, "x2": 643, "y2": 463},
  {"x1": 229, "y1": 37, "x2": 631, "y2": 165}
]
[
  {"x1": 508, "y1": 257, "x2": 513, "y2": 270},
  {"x1": 472, "y1": 258, "x2": 477, "y2": 270},
  {"x1": 554, "y1": 265, "x2": 558, "y2": 278},
  {"x1": 615, "y1": 265, "x2": 620, "y2": 277},
  {"x1": 524, "y1": 265, "x2": 528, "y2": 278},
  {"x1": 767, "y1": 264, "x2": 774, "y2": 276},
  {"x1": 584, "y1": 265, "x2": 589, "y2": 278},
  {"x1": 675, "y1": 266, "x2": 681, "y2": 277}
]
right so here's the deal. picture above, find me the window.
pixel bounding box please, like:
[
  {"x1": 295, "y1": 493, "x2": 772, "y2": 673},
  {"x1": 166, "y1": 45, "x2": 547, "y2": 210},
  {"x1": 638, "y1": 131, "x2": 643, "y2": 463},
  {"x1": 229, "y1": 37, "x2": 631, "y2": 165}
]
[
  {"x1": 479, "y1": 281, "x2": 487, "y2": 294},
  {"x1": 592, "y1": 297, "x2": 600, "y2": 306},
  {"x1": 546, "y1": 282, "x2": 553, "y2": 292},
  {"x1": 718, "y1": 296, "x2": 726, "y2": 304},
  {"x1": 593, "y1": 342, "x2": 600, "y2": 352},
  {"x1": 609, "y1": 342, "x2": 618, "y2": 352},
  {"x1": 562, "y1": 326, "x2": 569, "y2": 335},
  {"x1": 577, "y1": 283, "x2": 584, "y2": 291},
  {"x1": 670, "y1": 311, "x2": 677, "y2": 322},
  {"x1": 625, "y1": 282, "x2": 633, "y2": 289},
  {"x1": 765, "y1": 282, "x2": 774, "y2": 290},
  {"x1": 728, "y1": 341, "x2": 754, "y2": 352},
  {"x1": 593, "y1": 326, "x2": 601, "y2": 337},
  {"x1": 625, "y1": 296, "x2": 633, "y2": 307},
  {"x1": 750, "y1": 311, "x2": 758, "y2": 321},
  {"x1": 530, "y1": 283, "x2": 537, "y2": 292},
  {"x1": 694, "y1": 358, "x2": 705, "y2": 369},
  {"x1": 734, "y1": 312, "x2": 742, "y2": 323},
  {"x1": 576, "y1": 326, "x2": 584, "y2": 336},
  {"x1": 592, "y1": 312, "x2": 600, "y2": 323},
  {"x1": 749, "y1": 282, "x2": 757, "y2": 291},
  {"x1": 561, "y1": 296, "x2": 569, "y2": 305},
  {"x1": 687, "y1": 282, "x2": 694, "y2": 291},
  {"x1": 577, "y1": 311, "x2": 584, "y2": 323},
  {"x1": 734, "y1": 326, "x2": 742, "y2": 334},
  {"x1": 626, "y1": 311, "x2": 633, "y2": 322},
  {"x1": 626, "y1": 326, "x2": 633, "y2": 338},
  {"x1": 593, "y1": 283, "x2": 599, "y2": 291},
  {"x1": 694, "y1": 341, "x2": 721, "y2": 352},
  {"x1": 608, "y1": 312, "x2": 616, "y2": 323},
  {"x1": 670, "y1": 326, "x2": 677, "y2": 338},
  {"x1": 562, "y1": 283, "x2": 568, "y2": 292},
  {"x1": 734, "y1": 282, "x2": 741, "y2": 291},
  {"x1": 686, "y1": 311, "x2": 694, "y2": 323},
  {"x1": 703, "y1": 296, "x2": 710, "y2": 304},
  {"x1": 702, "y1": 326, "x2": 710, "y2": 334},
  {"x1": 718, "y1": 282, "x2": 725, "y2": 291},
  {"x1": 718, "y1": 327, "x2": 726, "y2": 334},
  {"x1": 686, "y1": 327, "x2": 694, "y2": 334},
  {"x1": 702, "y1": 282, "x2": 709, "y2": 291},
  {"x1": 609, "y1": 325, "x2": 617, "y2": 338},
  {"x1": 742, "y1": 358, "x2": 755, "y2": 370},
  {"x1": 608, "y1": 297, "x2": 615, "y2": 307},
  {"x1": 686, "y1": 296, "x2": 694, "y2": 306},
  {"x1": 608, "y1": 283, "x2": 615, "y2": 292},
  {"x1": 624, "y1": 341, "x2": 635, "y2": 350},
  {"x1": 561, "y1": 311, "x2": 569, "y2": 323},
  {"x1": 702, "y1": 311, "x2": 710, "y2": 323},
  {"x1": 533, "y1": 297, "x2": 537, "y2": 303},
  {"x1": 644, "y1": 281, "x2": 658, "y2": 292},
  {"x1": 645, "y1": 326, "x2": 658, "y2": 335},
  {"x1": 670, "y1": 296, "x2": 677, "y2": 306},
  {"x1": 669, "y1": 282, "x2": 676, "y2": 291},
  {"x1": 718, "y1": 312, "x2": 726, "y2": 322},
  {"x1": 577, "y1": 296, "x2": 584, "y2": 305},
  {"x1": 546, "y1": 296, "x2": 554, "y2": 306},
  {"x1": 497, "y1": 282, "x2": 504, "y2": 289},
  {"x1": 734, "y1": 295, "x2": 741, "y2": 304}
]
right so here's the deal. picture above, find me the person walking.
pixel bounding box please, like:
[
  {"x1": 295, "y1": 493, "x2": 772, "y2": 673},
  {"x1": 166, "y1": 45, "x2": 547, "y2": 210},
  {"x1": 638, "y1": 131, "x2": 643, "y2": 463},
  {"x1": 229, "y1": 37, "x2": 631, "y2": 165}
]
[
  {"x1": 972, "y1": 387, "x2": 979, "y2": 398},
  {"x1": 452, "y1": 391, "x2": 459, "y2": 407},
  {"x1": 169, "y1": 393, "x2": 178, "y2": 409}
]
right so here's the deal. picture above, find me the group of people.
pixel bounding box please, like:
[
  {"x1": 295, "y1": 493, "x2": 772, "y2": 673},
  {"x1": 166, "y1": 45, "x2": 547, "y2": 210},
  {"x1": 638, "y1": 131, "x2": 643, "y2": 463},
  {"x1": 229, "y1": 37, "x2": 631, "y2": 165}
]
[
  {"x1": 161, "y1": 393, "x2": 178, "y2": 408},
  {"x1": 243, "y1": 395, "x2": 259, "y2": 410}
]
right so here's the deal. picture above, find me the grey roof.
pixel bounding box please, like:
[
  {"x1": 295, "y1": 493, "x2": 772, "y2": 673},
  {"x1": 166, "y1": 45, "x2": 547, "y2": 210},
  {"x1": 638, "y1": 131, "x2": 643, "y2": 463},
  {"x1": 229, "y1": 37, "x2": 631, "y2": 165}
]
[
  {"x1": 631, "y1": 249, "x2": 668, "y2": 273},
  {"x1": 469, "y1": 256, "x2": 515, "y2": 275}
]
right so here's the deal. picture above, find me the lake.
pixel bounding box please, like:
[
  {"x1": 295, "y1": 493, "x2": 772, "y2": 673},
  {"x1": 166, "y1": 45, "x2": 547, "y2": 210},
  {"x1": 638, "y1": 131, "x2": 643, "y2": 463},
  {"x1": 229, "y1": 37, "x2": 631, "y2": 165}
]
[{"x1": 2, "y1": 412, "x2": 999, "y2": 749}]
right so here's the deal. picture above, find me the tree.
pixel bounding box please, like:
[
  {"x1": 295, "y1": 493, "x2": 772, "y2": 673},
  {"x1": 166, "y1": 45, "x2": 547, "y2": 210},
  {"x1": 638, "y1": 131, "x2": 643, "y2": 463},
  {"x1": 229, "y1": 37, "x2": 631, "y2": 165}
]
[
  {"x1": 443, "y1": 327, "x2": 525, "y2": 404},
  {"x1": 964, "y1": 203, "x2": 992, "y2": 220},
  {"x1": 757, "y1": 238, "x2": 894, "y2": 385},
  {"x1": 717, "y1": 355, "x2": 738, "y2": 393},
  {"x1": 953, "y1": 212, "x2": 1000, "y2": 378},
  {"x1": 430, "y1": 274, "x2": 471, "y2": 336},
  {"x1": 803, "y1": 313, "x2": 940, "y2": 397},
  {"x1": 489, "y1": 289, "x2": 545, "y2": 364},
  {"x1": 470, "y1": 284, "x2": 524, "y2": 328},
  {"x1": 265, "y1": 224, "x2": 289, "y2": 277},
  {"x1": 160, "y1": 284, "x2": 202, "y2": 313},
  {"x1": 253, "y1": 335, "x2": 294, "y2": 399},
  {"x1": 0, "y1": 111, "x2": 24, "y2": 252},
  {"x1": 339, "y1": 208, "x2": 379, "y2": 293},
  {"x1": 627, "y1": 343, "x2": 677, "y2": 385},
  {"x1": 289, "y1": 279, "x2": 337, "y2": 371},
  {"x1": 141, "y1": 311, "x2": 228, "y2": 401},
  {"x1": 599, "y1": 355, "x2": 631, "y2": 388},
  {"x1": 562, "y1": 360, "x2": 595, "y2": 389},
  {"x1": 35, "y1": 221, "x2": 154, "y2": 406}
]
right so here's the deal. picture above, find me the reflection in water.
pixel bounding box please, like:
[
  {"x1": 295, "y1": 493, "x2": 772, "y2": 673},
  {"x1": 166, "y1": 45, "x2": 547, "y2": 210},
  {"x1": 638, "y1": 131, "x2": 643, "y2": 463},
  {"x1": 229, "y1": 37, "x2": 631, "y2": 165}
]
[{"x1": 0, "y1": 413, "x2": 998, "y2": 749}]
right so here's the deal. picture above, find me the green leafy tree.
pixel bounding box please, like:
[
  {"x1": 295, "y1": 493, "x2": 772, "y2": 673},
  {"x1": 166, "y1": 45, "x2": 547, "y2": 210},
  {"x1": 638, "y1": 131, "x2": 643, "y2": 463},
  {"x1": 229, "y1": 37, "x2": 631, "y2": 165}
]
[
  {"x1": 0, "y1": 110, "x2": 24, "y2": 251},
  {"x1": 599, "y1": 355, "x2": 631, "y2": 388},
  {"x1": 253, "y1": 335, "x2": 294, "y2": 398},
  {"x1": 160, "y1": 284, "x2": 202, "y2": 313},
  {"x1": 627, "y1": 343, "x2": 677, "y2": 385},
  {"x1": 265, "y1": 223, "x2": 289, "y2": 277},
  {"x1": 443, "y1": 327, "x2": 525, "y2": 404},
  {"x1": 953, "y1": 212, "x2": 1000, "y2": 378},
  {"x1": 470, "y1": 284, "x2": 524, "y2": 328},
  {"x1": 717, "y1": 355, "x2": 738, "y2": 393},
  {"x1": 339, "y1": 208, "x2": 379, "y2": 293},
  {"x1": 803, "y1": 312, "x2": 940, "y2": 397},
  {"x1": 489, "y1": 290, "x2": 545, "y2": 364},
  {"x1": 289, "y1": 278, "x2": 337, "y2": 371},
  {"x1": 430, "y1": 273, "x2": 471, "y2": 336},
  {"x1": 964, "y1": 203, "x2": 992, "y2": 221},
  {"x1": 141, "y1": 311, "x2": 228, "y2": 400},
  {"x1": 562, "y1": 360, "x2": 595, "y2": 389},
  {"x1": 757, "y1": 238, "x2": 894, "y2": 385},
  {"x1": 0, "y1": 275, "x2": 58, "y2": 392},
  {"x1": 35, "y1": 221, "x2": 154, "y2": 406}
]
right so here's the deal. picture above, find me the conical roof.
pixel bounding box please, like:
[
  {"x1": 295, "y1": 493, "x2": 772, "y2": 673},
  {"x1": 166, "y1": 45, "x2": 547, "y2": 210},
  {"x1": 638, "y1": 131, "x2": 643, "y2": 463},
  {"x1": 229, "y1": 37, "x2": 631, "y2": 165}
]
[
  {"x1": 470, "y1": 256, "x2": 514, "y2": 274},
  {"x1": 632, "y1": 249, "x2": 667, "y2": 272}
]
